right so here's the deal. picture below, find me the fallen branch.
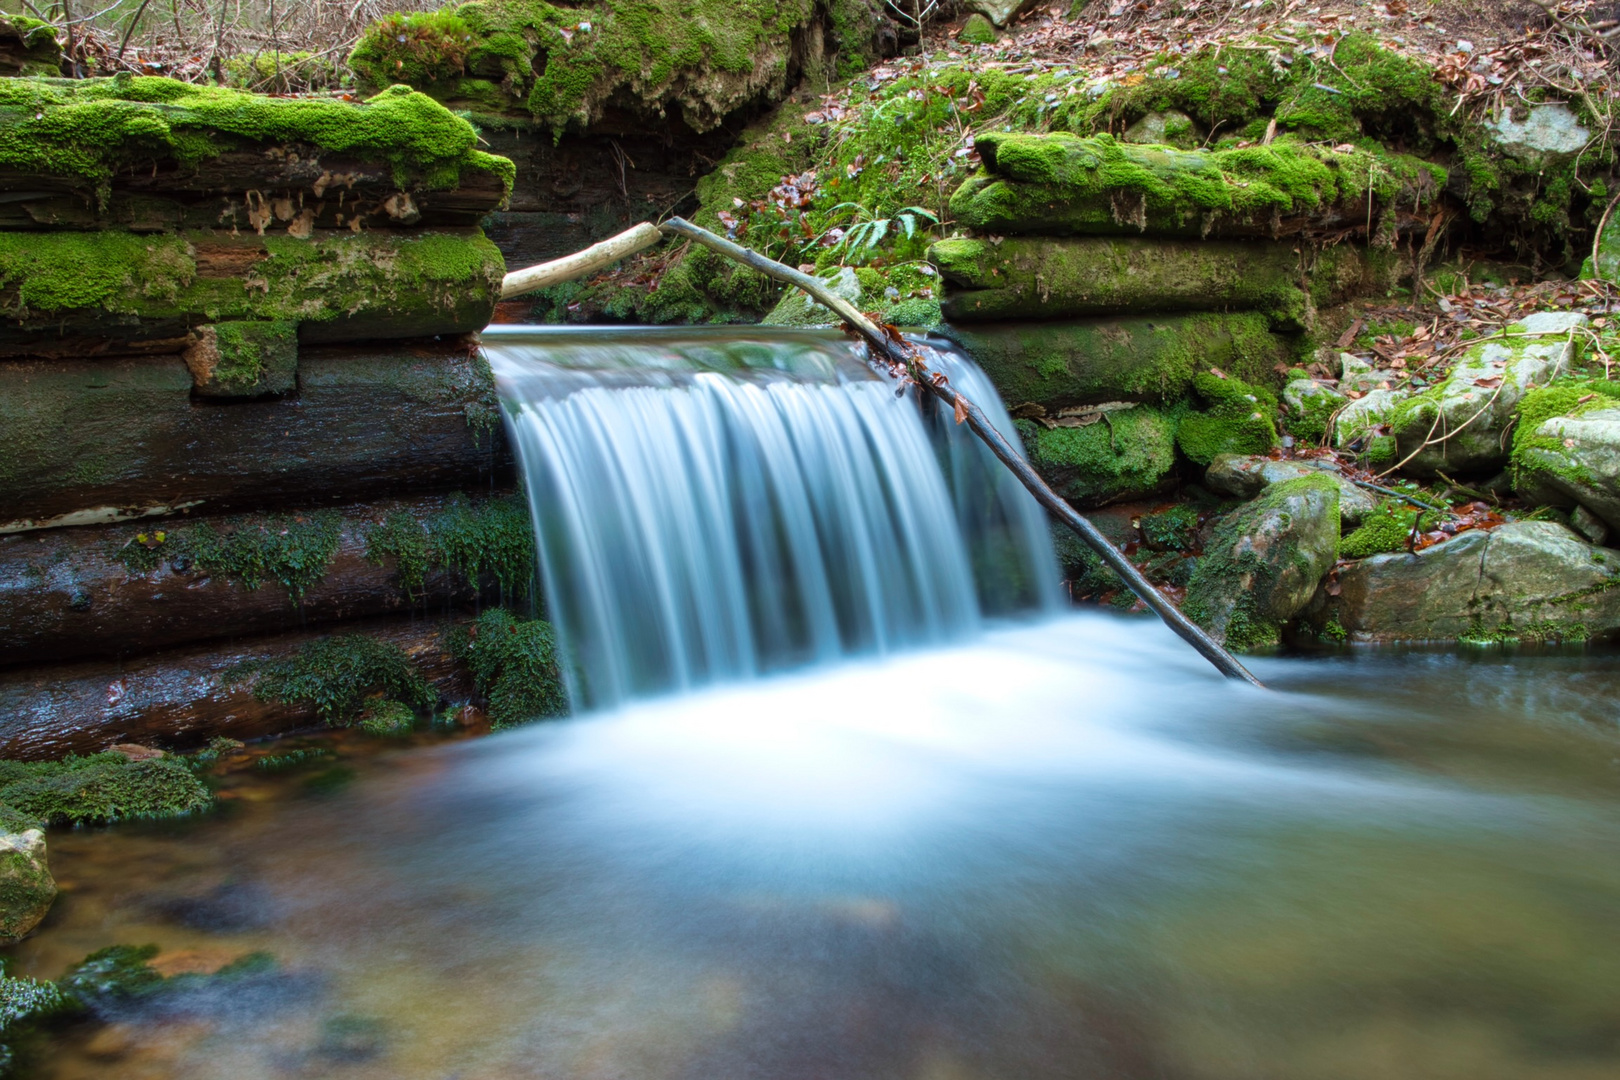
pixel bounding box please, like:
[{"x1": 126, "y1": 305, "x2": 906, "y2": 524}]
[
  {"x1": 500, "y1": 222, "x2": 665, "y2": 300},
  {"x1": 657, "y1": 217, "x2": 1264, "y2": 687}
]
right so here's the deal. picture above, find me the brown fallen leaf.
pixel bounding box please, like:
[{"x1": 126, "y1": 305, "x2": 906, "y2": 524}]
[{"x1": 954, "y1": 395, "x2": 969, "y2": 425}]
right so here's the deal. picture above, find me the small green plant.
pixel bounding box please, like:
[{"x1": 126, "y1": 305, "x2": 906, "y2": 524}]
[
  {"x1": 447, "y1": 610, "x2": 567, "y2": 730},
  {"x1": 113, "y1": 513, "x2": 342, "y2": 602},
  {"x1": 821, "y1": 203, "x2": 938, "y2": 263},
  {"x1": 245, "y1": 636, "x2": 433, "y2": 727},
  {"x1": 357, "y1": 700, "x2": 417, "y2": 736},
  {"x1": 363, "y1": 496, "x2": 535, "y2": 601}
]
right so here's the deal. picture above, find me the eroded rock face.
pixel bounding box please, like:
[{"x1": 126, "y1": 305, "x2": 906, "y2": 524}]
[
  {"x1": 0, "y1": 828, "x2": 56, "y2": 943},
  {"x1": 1204, "y1": 454, "x2": 1375, "y2": 528},
  {"x1": 1515, "y1": 406, "x2": 1620, "y2": 531},
  {"x1": 1391, "y1": 312, "x2": 1582, "y2": 476},
  {"x1": 1183, "y1": 474, "x2": 1341, "y2": 648},
  {"x1": 1332, "y1": 521, "x2": 1620, "y2": 642}
]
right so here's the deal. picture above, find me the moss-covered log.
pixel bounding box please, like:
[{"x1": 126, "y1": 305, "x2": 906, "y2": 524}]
[
  {"x1": 950, "y1": 132, "x2": 1446, "y2": 240},
  {"x1": 0, "y1": 227, "x2": 505, "y2": 356},
  {"x1": 0, "y1": 16, "x2": 58, "y2": 78},
  {"x1": 931, "y1": 235, "x2": 1390, "y2": 324},
  {"x1": 0, "y1": 78, "x2": 512, "y2": 222},
  {"x1": 348, "y1": 1, "x2": 888, "y2": 132},
  {"x1": 937, "y1": 312, "x2": 1294, "y2": 410},
  {"x1": 0, "y1": 617, "x2": 473, "y2": 759},
  {"x1": 0, "y1": 340, "x2": 508, "y2": 532},
  {"x1": 0, "y1": 493, "x2": 535, "y2": 667}
]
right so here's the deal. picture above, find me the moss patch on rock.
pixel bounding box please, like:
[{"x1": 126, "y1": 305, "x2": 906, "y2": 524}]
[
  {"x1": 1175, "y1": 371, "x2": 1280, "y2": 466},
  {"x1": 446, "y1": 608, "x2": 567, "y2": 729},
  {"x1": 243, "y1": 635, "x2": 434, "y2": 727},
  {"x1": 1017, "y1": 405, "x2": 1177, "y2": 505},
  {"x1": 0, "y1": 754, "x2": 211, "y2": 827}
]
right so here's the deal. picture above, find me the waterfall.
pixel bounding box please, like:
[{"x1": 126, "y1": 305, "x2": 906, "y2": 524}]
[{"x1": 483, "y1": 326, "x2": 1058, "y2": 709}]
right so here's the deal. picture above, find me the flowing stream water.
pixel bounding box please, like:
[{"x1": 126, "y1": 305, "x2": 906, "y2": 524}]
[{"x1": 8, "y1": 329, "x2": 1620, "y2": 1079}]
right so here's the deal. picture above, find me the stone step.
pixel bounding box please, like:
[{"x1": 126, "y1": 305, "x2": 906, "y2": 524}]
[
  {"x1": 0, "y1": 339, "x2": 510, "y2": 533},
  {"x1": 0, "y1": 492, "x2": 533, "y2": 667}
]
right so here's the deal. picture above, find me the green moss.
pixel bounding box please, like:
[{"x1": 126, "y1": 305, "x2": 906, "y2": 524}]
[
  {"x1": 0, "y1": 15, "x2": 61, "y2": 77},
  {"x1": 1018, "y1": 406, "x2": 1177, "y2": 504},
  {"x1": 1510, "y1": 377, "x2": 1620, "y2": 490},
  {"x1": 0, "y1": 968, "x2": 71, "y2": 1075},
  {"x1": 221, "y1": 51, "x2": 340, "y2": 92},
  {"x1": 200, "y1": 321, "x2": 298, "y2": 397},
  {"x1": 245, "y1": 635, "x2": 434, "y2": 727},
  {"x1": 363, "y1": 495, "x2": 535, "y2": 600},
  {"x1": 1175, "y1": 371, "x2": 1280, "y2": 466},
  {"x1": 1338, "y1": 502, "x2": 1434, "y2": 559},
  {"x1": 0, "y1": 78, "x2": 510, "y2": 201},
  {"x1": 1140, "y1": 504, "x2": 1200, "y2": 552},
  {"x1": 348, "y1": 10, "x2": 477, "y2": 87},
  {"x1": 959, "y1": 13, "x2": 998, "y2": 45},
  {"x1": 1284, "y1": 383, "x2": 1343, "y2": 444},
  {"x1": 953, "y1": 130, "x2": 1445, "y2": 237},
  {"x1": 446, "y1": 609, "x2": 567, "y2": 729},
  {"x1": 357, "y1": 699, "x2": 417, "y2": 736},
  {"x1": 114, "y1": 511, "x2": 341, "y2": 602},
  {"x1": 0, "y1": 754, "x2": 211, "y2": 827}
]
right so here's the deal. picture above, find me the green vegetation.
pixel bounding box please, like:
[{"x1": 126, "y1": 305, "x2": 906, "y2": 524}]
[
  {"x1": 245, "y1": 635, "x2": 434, "y2": 727},
  {"x1": 364, "y1": 495, "x2": 536, "y2": 600},
  {"x1": 0, "y1": 15, "x2": 61, "y2": 77},
  {"x1": 194, "y1": 321, "x2": 299, "y2": 397},
  {"x1": 0, "y1": 967, "x2": 70, "y2": 1076},
  {"x1": 1510, "y1": 377, "x2": 1620, "y2": 491},
  {"x1": 1018, "y1": 406, "x2": 1177, "y2": 505},
  {"x1": 0, "y1": 77, "x2": 511, "y2": 201},
  {"x1": 350, "y1": 1, "x2": 881, "y2": 131},
  {"x1": 1140, "y1": 505, "x2": 1200, "y2": 552},
  {"x1": 1338, "y1": 502, "x2": 1433, "y2": 559},
  {"x1": 114, "y1": 512, "x2": 342, "y2": 602},
  {"x1": 0, "y1": 754, "x2": 211, "y2": 827},
  {"x1": 1175, "y1": 372, "x2": 1279, "y2": 466},
  {"x1": 447, "y1": 609, "x2": 567, "y2": 729}
]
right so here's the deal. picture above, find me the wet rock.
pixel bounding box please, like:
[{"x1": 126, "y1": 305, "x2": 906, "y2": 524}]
[
  {"x1": 1330, "y1": 521, "x2": 1620, "y2": 643},
  {"x1": 0, "y1": 828, "x2": 55, "y2": 942},
  {"x1": 1183, "y1": 474, "x2": 1341, "y2": 648},
  {"x1": 1203, "y1": 454, "x2": 1375, "y2": 528},
  {"x1": 1391, "y1": 312, "x2": 1582, "y2": 476},
  {"x1": 1513, "y1": 399, "x2": 1620, "y2": 532},
  {"x1": 1488, "y1": 103, "x2": 1590, "y2": 160},
  {"x1": 763, "y1": 267, "x2": 862, "y2": 327}
]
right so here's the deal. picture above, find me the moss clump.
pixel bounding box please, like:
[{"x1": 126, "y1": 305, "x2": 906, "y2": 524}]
[
  {"x1": 1018, "y1": 406, "x2": 1177, "y2": 505},
  {"x1": 364, "y1": 495, "x2": 536, "y2": 600},
  {"x1": 0, "y1": 968, "x2": 71, "y2": 1075},
  {"x1": 1510, "y1": 378, "x2": 1620, "y2": 491},
  {"x1": 246, "y1": 635, "x2": 434, "y2": 727},
  {"x1": 447, "y1": 609, "x2": 567, "y2": 729},
  {"x1": 114, "y1": 512, "x2": 341, "y2": 602},
  {"x1": 221, "y1": 51, "x2": 340, "y2": 92},
  {"x1": 1337, "y1": 502, "x2": 1434, "y2": 559},
  {"x1": 357, "y1": 700, "x2": 417, "y2": 736},
  {"x1": 1282, "y1": 379, "x2": 1345, "y2": 445},
  {"x1": 0, "y1": 755, "x2": 212, "y2": 827},
  {"x1": 352, "y1": 1, "x2": 880, "y2": 132},
  {"x1": 1140, "y1": 505, "x2": 1200, "y2": 552},
  {"x1": 0, "y1": 16, "x2": 61, "y2": 77},
  {"x1": 952, "y1": 130, "x2": 1446, "y2": 238},
  {"x1": 0, "y1": 78, "x2": 511, "y2": 201},
  {"x1": 190, "y1": 321, "x2": 298, "y2": 398},
  {"x1": 1175, "y1": 372, "x2": 1279, "y2": 466}
]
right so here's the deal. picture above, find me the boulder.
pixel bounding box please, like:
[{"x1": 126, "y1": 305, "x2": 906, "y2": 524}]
[
  {"x1": 1204, "y1": 453, "x2": 1376, "y2": 528},
  {"x1": 0, "y1": 828, "x2": 54, "y2": 942},
  {"x1": 763, "y1": 266, "x2": 863, "y2": 326},
  {"x1": 1391, "y1": 312, "x2": 1583, "y2": 476},
  {"x1": 1330, "y1": 521, "x2": 1620, "y2": 643},
  {"x1": 1183, "y1": 474, "x2": 1342, "y2": 648},
  {"x1": 1017, "y1": 405, "x2": 1178, "y2": 505},
  {"x1": 1175, "y1": 372, "x2": 1280, "y2": 467},
  {"x1": 949, "y1": 131, "x2": 1446, "y2": 240},
  {"x1": 1512, "y1": 385, "x2": 1620, "y2": 532},
  {"x1": 1488, "y1": 103, "x2": 1590, "y2": 162},
  {"x1": 959, "y1": 14, "x2": 999, "y2": 44},
  {"x1": 930, "y1": 236, "x2": 1381, "y2": 324},
  {"x1": 1282, "y1": 377, "x2": 1347, "y2": 444},
  {"x1": 1122, "y1": 111, "x2": 1200, "y2": 150},
  {"x1": 938, "y1": 313, "x2": 1292, "y2": 410}
]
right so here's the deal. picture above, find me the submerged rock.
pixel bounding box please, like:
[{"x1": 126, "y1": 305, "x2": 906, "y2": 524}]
[
  {"x1": 1204, "y1": 454, "x2": 1375, "y2": 528},
  {"x1": 0, "y1": 828, "x2": 55, "y2": 942},
  {"x1": 1391, "y1": 312, "x2": 1583, "y2": 476},
  {"x1": 1330, "y1": 521, "x2": 1620, "y2": 643},
  {"x1": 1183, "y1": 474, "x2": 1341, "y2": 649}
]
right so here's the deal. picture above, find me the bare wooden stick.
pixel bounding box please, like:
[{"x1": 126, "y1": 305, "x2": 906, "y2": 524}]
[
  {"x1": 501, "y1": 222, "x2": 665, "y2": 300},
  {"x1": 657, "y1": 217, "x2": 1264, "y2": 687}
]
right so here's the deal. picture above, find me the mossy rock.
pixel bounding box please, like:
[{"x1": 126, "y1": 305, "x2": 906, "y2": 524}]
[
  {"x1": 1183, "y1": 474, "x2": 1341, "y2": 649},
  {"x1": 940, "y1": 312, "x2": 1291, "y2": 412},
  {"x1": 1017, "y1": 406, "x2": 1177, "y2": 506},
  {"x1": 1511, "y1": 378, "x2": 1620, "y2": 531},
  {"x1": 350, "y1": 1, "x2": 885, "y2": 132},
  {"x1": 0, "y1": 829, "x2": 54, "y2": 943},
  {"x1": 0, "y1": 16, "x2": 60, "y2": 77},
  {"x1": 0, "y1": 754, "x2": 211, "y2": 827},
  {"x1": 0, "y1": 228, "x2": 505, "y2": 355},
  {"x1": 931, "y1": 236, "x2": 1381, "y2": 326},
  {"x1": 950, "y1": 131, "x2": 1446, "y2": 240},
  {"x1": 764, "y1": 264, "x2": 941, "y2": 328},
  {"x1": 0, "y1": 77, "x2": 513, "y2": 206},
  {"x1": 1175, "y1": 371, "x2": 1280, "y2": 466},
  {"x1": 958, "y1": 14, "x2": 998, "y2": 45},
  {"x1": 242, "y1": 634, "x2": 434, "y2": 727}
]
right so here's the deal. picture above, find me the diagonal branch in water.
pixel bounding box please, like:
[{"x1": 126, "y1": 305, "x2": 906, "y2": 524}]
[{"x1": 654, "y1": 218, "x2": 1264, "y2": 688}]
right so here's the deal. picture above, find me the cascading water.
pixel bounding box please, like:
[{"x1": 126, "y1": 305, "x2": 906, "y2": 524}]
[{"x1": 482, "y1": 325, "x2": 1058, "y2": 709}]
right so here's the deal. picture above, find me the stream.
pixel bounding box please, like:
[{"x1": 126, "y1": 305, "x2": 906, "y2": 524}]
[{"x1": 9, "y1": 617, "x2": 1620, "y2": 1080}]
